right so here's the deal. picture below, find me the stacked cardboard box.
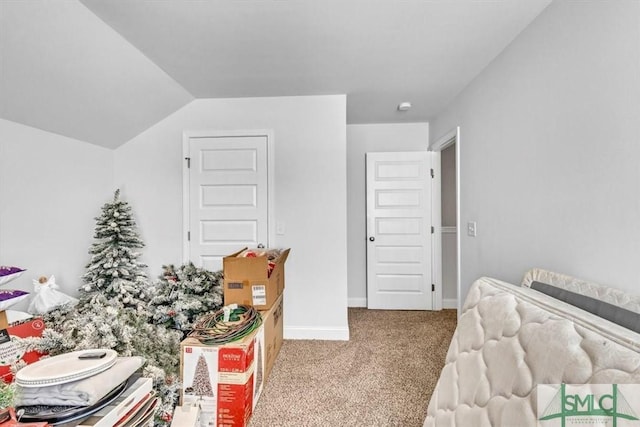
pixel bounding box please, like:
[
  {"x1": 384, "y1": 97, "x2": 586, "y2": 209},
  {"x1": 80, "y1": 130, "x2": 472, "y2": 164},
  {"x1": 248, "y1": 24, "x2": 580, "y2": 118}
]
[
  {"x1": 180, "y1": 294, "x2": 283, "y2": 427},
  {"x1": 260, "y1": 295, "x2": 283, "y2": 382}
]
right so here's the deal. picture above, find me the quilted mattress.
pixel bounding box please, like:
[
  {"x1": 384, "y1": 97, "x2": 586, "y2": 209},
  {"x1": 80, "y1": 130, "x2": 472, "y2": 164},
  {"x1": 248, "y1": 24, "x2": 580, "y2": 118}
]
[
  {"x1": 522, "y1": 268, "x2": 640, "y2": 314},
  {"x1": 424, "y1": 276, "x2": 640, "y2": 427}
]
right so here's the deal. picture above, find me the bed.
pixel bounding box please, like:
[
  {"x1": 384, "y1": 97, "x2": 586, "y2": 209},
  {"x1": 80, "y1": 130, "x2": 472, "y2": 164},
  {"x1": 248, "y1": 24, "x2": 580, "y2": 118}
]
[{"x1": 424, "y1": 269, "x2": 640, "y2": 427}]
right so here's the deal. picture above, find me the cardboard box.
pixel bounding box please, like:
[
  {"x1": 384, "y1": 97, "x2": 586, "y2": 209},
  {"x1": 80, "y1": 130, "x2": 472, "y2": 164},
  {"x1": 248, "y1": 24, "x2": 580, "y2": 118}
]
[
  {"x1": 179, "y1": 295, "x2": 284, "y2": 427},
  {"x1": 180, "y1": 325, "x2": 264, "y2": 427},
  {"x1": 259, "y1": 294, "x2": 283, "y2": 382},
  {"x1": 0, "y1": 318, "x2": 46, "y2": 383},
  {"x1": 223, "y1": 248, "x2": 290, "y2": 310},
  {"x1": 0, "y1": 311, "x2": 9, "y2": 330},
  {"x1": 77, "y1": 377, "x2": 153, "y2": 427},
  {"x1": 171, "y1": 404, "x2": 200, "y2": 427}
]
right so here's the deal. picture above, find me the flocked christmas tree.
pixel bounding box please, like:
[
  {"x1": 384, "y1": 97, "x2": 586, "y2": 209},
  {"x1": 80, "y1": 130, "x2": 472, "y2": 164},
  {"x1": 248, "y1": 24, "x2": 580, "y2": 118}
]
[
  {"x1": 191, "y1": 354, "x2": 214, "y2": 397},
  {"x1": 22, "y1": 190, "x2": 183, "y2": 426},
  {"x1": 150, "y1": 263, "x2": 223, "y2": 333},
  {"x1": 82, "y1": 189, "x2": 149, "y2": 310}
]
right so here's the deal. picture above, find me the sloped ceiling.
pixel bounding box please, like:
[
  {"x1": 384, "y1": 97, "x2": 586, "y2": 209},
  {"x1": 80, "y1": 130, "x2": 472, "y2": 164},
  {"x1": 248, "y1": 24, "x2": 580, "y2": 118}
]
[
  {"x1": 0, "y1": 0, "x2": 551, "y2": 149},
  {"x1": 0, "y1": 1, "x2": 193, "y2": 149}
]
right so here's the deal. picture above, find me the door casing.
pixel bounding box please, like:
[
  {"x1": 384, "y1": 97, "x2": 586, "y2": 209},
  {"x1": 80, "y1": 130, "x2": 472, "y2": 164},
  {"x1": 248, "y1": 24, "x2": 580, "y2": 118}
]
[{"x1": 430, "y1": 127, "x2": 461, "y2": 315}]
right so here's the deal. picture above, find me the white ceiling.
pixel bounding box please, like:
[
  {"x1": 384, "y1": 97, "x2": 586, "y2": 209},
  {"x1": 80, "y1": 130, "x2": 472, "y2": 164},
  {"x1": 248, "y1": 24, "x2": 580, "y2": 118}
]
[{"x1": 0, "y1": 0, "x2": 551, "y2": 149}]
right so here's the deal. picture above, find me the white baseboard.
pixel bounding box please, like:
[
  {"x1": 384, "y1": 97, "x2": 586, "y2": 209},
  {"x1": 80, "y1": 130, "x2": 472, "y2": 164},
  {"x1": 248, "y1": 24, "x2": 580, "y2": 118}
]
[
  {"x1": 349, "y1": 297, "x2": 456, "y2": 310},
  {"x1": 442, "y1": 298, "x2": 458, "y2": 309},
  {"x1": 284, "y1": 326, "x2": 350, "y2": 341},
  {"x1": 348, "y1": 297, "x2": 367, "y2": 307}
]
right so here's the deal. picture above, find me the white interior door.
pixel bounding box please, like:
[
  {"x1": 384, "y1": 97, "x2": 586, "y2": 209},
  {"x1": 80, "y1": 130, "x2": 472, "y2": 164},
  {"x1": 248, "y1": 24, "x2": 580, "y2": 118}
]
[
  {"x1": 184, "y1": 132, "x2": 271, "y2": 271},
  {"x1": 366, "y1": 151, "x2": 433, "y2": 310}
]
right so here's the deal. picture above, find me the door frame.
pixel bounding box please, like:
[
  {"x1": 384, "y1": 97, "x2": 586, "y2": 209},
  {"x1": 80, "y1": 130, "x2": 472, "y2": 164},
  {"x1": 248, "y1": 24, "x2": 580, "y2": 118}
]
[
  {"x1": 430, "y1": 126, "x2": 461, "y2": 314},
  {"x1": 182, "y1": 129, "x2": 275, "y2": 263},
  {"x1": 430, "y1": 149, "x2": 442, "y2": 311}
]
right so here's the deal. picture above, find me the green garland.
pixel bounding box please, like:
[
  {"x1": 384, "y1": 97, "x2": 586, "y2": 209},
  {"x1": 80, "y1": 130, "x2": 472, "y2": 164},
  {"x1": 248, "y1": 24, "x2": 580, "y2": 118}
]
[{"x1": 189, "y1": 305, "x2": 262, "y2": 345}]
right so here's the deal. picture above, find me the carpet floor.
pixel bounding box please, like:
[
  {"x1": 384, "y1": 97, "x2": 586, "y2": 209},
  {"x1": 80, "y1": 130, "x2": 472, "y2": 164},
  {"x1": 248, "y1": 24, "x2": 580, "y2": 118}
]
[{"x1": 250, "y1": 308, "x2": 457, "y2": 427}]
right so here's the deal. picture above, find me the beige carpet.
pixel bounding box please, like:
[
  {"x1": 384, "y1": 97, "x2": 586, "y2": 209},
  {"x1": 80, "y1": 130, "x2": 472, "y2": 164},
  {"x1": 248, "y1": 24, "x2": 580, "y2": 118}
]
[{"x1": 250, "y1": 308, "x2": 457, "y2": 427}]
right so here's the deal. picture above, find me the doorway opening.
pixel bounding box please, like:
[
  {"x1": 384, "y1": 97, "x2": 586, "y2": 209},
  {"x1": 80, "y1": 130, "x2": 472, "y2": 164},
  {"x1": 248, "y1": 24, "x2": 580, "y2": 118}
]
[{"x1": 430, "y1": 127, "x2": 460, "y2": 314}]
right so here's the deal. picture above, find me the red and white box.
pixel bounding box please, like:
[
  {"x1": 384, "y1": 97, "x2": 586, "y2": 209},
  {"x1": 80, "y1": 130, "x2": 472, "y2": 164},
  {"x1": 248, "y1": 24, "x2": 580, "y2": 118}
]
[
  {"x1": 0, "y1": 317, "x2": 46, "y2": 383},
  {"x1": 180, "y1": 325, "x2": 264, "y2": 427}
]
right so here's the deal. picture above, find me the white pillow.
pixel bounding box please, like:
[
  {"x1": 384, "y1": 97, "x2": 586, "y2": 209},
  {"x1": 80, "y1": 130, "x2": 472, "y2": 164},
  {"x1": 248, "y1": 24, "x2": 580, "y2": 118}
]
[{"x1": 0, "y1": 290, "x2": 29, "y2": 311}]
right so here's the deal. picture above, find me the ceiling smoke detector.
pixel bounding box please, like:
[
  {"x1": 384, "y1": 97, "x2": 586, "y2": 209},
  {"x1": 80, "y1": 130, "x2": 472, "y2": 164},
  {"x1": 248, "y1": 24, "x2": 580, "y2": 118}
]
[{"x1": 397, "y1": 102, "x2": 412, "y2": 111}]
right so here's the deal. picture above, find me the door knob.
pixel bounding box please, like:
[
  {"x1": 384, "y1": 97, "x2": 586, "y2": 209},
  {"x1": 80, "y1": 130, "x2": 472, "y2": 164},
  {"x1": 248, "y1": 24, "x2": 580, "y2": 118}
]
[{"x1": 369, "y1": 237, "x2": 375, "y2": 242}]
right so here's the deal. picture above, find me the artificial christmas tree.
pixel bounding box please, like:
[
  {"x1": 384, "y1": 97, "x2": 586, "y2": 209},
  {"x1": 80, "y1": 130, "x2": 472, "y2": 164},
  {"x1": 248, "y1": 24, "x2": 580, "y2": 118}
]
[
  {"x1": 190, "y1": 354, "x2": 214, "y2": 397},
  {"x1": 81, "y1": 189, "x2": 149, "y2": 311},
  {"x1": 23, "y1": 190, "x2": 183, "y2": 426},
  {"x1": 150, "y1": 263, "x2": 223, "y2": 333}
]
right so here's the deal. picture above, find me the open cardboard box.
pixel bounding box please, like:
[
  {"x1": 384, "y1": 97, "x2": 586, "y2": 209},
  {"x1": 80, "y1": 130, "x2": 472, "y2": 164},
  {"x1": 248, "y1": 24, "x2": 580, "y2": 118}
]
[{"x1": 223, "y1": 248, "x2": 290, "y2": 310}]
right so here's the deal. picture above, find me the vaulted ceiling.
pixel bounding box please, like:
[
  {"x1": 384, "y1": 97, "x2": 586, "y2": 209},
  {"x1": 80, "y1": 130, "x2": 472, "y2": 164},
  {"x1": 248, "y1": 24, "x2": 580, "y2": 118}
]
[{"x1": 0, "y1": 0, "x2": 551, "y2": 149}]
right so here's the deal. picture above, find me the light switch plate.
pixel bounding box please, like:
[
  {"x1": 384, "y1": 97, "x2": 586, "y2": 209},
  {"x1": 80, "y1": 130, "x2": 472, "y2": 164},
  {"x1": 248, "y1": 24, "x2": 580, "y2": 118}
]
[{"x1": 467, "y1": 221, "x2": 477, "y2": 237}]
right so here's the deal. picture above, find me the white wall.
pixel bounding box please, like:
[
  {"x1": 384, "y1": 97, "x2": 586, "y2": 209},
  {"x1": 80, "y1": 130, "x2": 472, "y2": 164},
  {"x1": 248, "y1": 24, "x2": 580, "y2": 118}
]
[
  {"x1": 441, "y1": 231, "x2": 457, "y2": 304},
  {"x1": 346, "y1": 123, "x2": 429, "y2": 307},
  {"x1": 0, "y1": 119, "x2": 114, "y2": 305},
  {"x1": 114, "y1": 95, "x2": 349, "y2": 340},
  {"x1": 430, "y1": 0, "x2": 640, "y2": 306}
]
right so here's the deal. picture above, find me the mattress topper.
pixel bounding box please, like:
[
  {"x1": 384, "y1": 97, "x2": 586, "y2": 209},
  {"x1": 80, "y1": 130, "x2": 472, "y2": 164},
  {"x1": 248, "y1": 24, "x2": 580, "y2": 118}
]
[{"x1": 424, "y1": 277, "x2": 640, "y2": 427}]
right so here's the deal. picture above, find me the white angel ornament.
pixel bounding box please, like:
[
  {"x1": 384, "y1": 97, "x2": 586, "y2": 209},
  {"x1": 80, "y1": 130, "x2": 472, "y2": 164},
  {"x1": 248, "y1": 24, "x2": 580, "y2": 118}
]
[{"x1": 27, "y1": 275, "x2": 78, "y2": 314}]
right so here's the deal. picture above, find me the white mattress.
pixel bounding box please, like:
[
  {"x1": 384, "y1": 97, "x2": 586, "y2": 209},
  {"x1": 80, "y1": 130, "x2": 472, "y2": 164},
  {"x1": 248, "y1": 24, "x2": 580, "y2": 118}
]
[
  {"x1": 522, "y1": 268, "x2": 640, "y2": 314},
  {"x1": 424, "y1": 276, "x2": 640, "y2": 427}
]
